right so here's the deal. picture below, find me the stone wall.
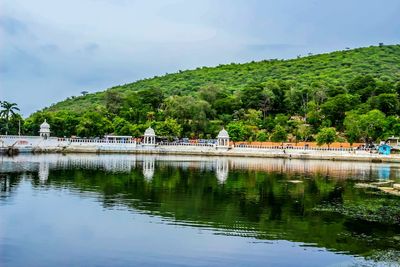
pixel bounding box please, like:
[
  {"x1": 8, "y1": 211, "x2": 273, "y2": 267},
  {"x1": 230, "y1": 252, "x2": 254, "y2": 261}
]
[{"x1": 1, "y1": 135, "x2": 398, "y2": 163}]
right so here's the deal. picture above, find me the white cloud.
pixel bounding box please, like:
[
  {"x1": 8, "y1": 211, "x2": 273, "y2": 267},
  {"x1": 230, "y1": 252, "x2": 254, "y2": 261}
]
[{"x1": 0, "y1": 0, "x2": 399, "y2": 116}]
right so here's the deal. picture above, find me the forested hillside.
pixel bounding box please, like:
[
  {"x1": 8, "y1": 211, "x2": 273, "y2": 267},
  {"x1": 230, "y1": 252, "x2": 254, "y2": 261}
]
[{"x1": 18, "y1": 44, "x2": 400, "y2": 143}]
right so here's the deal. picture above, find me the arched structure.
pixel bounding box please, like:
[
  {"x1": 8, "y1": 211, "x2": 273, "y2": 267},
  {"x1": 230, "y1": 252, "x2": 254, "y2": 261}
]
[
  {"x1": 143, "y1": 127, "x2": 156, "y2": 145},
  {"x1": 39, "y1": 120, "x2": 50, "y2": 140},
  {"x1": 217, "y1": 128, "x2": 229, "y2": 147}
]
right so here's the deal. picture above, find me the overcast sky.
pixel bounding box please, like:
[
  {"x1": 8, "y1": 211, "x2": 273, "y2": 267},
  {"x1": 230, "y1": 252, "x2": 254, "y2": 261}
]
[{"x1": 1, "y1": 0, "x2": 399, "y2": 116}]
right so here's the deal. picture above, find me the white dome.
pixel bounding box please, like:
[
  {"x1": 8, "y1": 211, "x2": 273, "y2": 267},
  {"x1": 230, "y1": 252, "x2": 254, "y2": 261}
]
[
  {"x1": 144, "y1": 127, "x2": 155, "y2": 136},
  {"x1": 40, "y1": 119, "x2": 50, "y2": 132},
  {"x1": 40, "y1": 119, "x2": 50, "y2": 129},
  {"x1": 217, "y1": 128, "x2": 229, "y2": 139}
]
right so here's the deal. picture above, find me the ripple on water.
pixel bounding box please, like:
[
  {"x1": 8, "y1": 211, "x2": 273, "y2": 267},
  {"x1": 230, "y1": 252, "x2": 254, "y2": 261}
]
[{"x1": 1, "y1": 154, "x2": 400, "y2": 267}]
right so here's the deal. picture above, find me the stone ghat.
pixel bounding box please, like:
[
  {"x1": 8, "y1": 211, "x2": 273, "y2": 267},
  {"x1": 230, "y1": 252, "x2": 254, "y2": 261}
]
[{"x1": 34, "y1": 144, "x2": 400, "y2": 163}]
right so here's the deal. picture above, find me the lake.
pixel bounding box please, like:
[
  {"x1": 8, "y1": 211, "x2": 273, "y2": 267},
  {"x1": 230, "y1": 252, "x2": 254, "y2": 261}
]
[{"x1": 1, "y1": 154, "x2": 399, "y2": 267}]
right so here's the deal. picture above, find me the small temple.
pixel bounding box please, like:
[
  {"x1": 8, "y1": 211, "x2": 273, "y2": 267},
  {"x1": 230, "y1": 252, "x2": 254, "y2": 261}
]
[
  {"x1": 217, "y1": 128, "x2": 230, "y2": 147},
  {"x1": 39, "y1": 120, "x2": 51, "y2": 140},
  {"x1": 143, "y1": 127, "x2": 156, "y2": 145}
]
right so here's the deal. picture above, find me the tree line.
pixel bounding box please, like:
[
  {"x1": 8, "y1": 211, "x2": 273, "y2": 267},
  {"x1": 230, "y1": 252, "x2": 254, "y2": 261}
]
[{"x1": 2, "y1": 74, "x2": 400, "y2": 146}]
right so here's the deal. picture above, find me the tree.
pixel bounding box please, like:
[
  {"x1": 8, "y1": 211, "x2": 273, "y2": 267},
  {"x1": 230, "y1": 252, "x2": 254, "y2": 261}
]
[
  {"x1": 122, "y1": 92, "x2": 152, "y2": 124},
  {"x1": 259, "y1": 89, "x2": 275, "y2": 119},
  {"x1": 241, "y1": 85, "x2": 264, "y2": 109},
  {"x1": 321, "y1": 94, "x2": 360, "y2": 127},
  {"x1": 164, "y1": 95, "x2": 212, "y2": 135},
  {"x1": 310, "y1": 82, "x2": 328, "y2": 106},
  {"x1": 368, "y1": 93, "x2": 399, "y2": 115},
  {"x1": 343, "y1": 112, "x2": 362, "y2": 145},
  {"x1": 214, "y1": 95, "x2": 242, "y2": 115},
  {"x1": 76, "y1": 111, "x2": 112, "y2": 137},
  {"x1": 344, "y1": 110, "x2": 387, "y2": 145},
  {"x1": 226, "y1": 121, "x2": 251, "y2": 142},
  {"x1": 112, "y1": 117, "x2": 135, "y2": 136},
  {"x1": 359, "y1": 110, "x2": 387, "y2": 144},
  {"x1": 156, "y1": 118, "x2": 182, "y2": 140},
  {"x1": 81, "y1": 91, "x2": 89, "y2": 96},
  {"x1": 198, "y1": 84, "x2": 225, "y2": 107},
  {"x1": 284, "y1": 86, "x2": 310, "y2": 116},
  {"x1": 295, "y1": 124, "x2": 312, "y2": 142},
  {"x1": 347, "y1": 75, "x2": 376, "y2": 102},
  {"x1": 269, "y1": 80, "x2": 287, "y2": 113},
  {"x1": 0, "y1": 101, "x2": 20, "y2": 135},
  {"x1": 146, "y1": 111, "x2": 155, "y2": 122},
  {"x1": 383, "y1": 116, "x2": 400, "y2": 138},
  {"x1": 138, "y1": 88, "x2": 164, "y2": 110},
  {"x1": 270, "y1": 125, "x2": 287, "y2": 142},
  {"x1": 105, "y1": 90, "x2": 123, "y2": 114},
  {"x1": 316, "y1": 127, "x2": 337, "y2": 147},
  {"x1": 243, "y1": 109, "x2": 262, "y2": 126},
  {"x1": 256, "y1": 131, "x2": 268, "y2": 141},
  {"x1": 305, "y1": 101, "x2": 323, "y2": 129}
]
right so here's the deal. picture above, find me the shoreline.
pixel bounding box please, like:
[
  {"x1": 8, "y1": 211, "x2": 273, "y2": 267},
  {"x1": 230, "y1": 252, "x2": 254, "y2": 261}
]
[
  {"x1": 2, "y1": 135, "x2": 398, "y2": 163},
  {"x1": 28, "y1": 146, "x2": 400, "y2": 163}
]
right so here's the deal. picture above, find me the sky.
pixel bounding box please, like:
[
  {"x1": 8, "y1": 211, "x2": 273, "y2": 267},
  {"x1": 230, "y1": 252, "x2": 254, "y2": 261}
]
[{"x1": 1, "y1": 0, "x2": 399, "y2": 116}]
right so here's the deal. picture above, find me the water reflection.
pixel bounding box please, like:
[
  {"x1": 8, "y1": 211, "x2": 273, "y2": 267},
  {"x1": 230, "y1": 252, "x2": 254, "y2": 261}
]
[
  {"x1": 215, "y1": 158, "x2": 229, "y2": 183},
  {"x1": 1, "y1": 154, "x2": 400, "y2": 266},
  {"x1": 142, "y1": 155, "x2": 155, "y2": 181},
  {"x1": 38, "y1": 160, "x2": 49, "y2": 183},
  {"x1": 3, "y1": 153, "x2": 400, "y2": 180},
  {"x1": 378, "y1": 164, "x2": 391, "y2": 180}
]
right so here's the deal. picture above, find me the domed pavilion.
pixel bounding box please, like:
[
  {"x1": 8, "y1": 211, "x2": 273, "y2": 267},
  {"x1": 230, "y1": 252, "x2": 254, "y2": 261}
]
[
  {"x1": 39, "y1": 120, "x2": 51, "y2": 139},
  {"x1": 217, "y1": 128, "x2": 229, "y2": 147},
  {"x1": 143, "y1": 127, "x2": 156, "y2": 145}
]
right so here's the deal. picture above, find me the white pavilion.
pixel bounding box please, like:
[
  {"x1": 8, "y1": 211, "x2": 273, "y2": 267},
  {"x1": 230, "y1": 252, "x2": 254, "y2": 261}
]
[
  {"x1": 217, "y1": 128, "x2": 230, "y2": 147},
  {"x1": 143, "y1": 127, "x2": 156, "y2": 145},
  {"x1": 39, "y1": 120, "x2": 51, "y2": 140}
]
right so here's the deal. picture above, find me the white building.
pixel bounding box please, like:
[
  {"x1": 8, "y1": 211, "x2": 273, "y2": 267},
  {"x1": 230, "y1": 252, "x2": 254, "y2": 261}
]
[
  {"x1": 217, "y1": 128, "x2": 229, "y2": 147},
  {"x1": 39, "y1": 120, "x2": 51, "y2": 140},
  {"x1": 143, "y1": 127, "x2": 156, "y2": 145}
]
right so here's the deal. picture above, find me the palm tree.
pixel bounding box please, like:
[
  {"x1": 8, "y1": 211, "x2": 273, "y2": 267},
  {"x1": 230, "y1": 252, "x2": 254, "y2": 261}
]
[{"x1": 0, "y1": 101, "x2": 20, "y2": 135}]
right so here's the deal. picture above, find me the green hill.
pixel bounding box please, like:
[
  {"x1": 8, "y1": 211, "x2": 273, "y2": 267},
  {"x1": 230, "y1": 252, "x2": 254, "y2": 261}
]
[
  {"x1": 23, "y1": 44, "x2": 400, "y2": 142},
  {"x1": 47, "y1": 44, "x2": 400, "y2": 113}
]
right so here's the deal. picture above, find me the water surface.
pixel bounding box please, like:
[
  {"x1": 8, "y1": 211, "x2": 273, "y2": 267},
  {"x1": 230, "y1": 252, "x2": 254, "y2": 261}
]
[{"x1": 1, "y1": 154, "x2": 399, "y2": 266}]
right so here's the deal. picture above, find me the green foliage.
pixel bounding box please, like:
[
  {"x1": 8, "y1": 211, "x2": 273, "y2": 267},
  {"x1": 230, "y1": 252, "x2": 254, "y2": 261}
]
[
  {"x1": 270, "y1": 125, "x2": 287, "y2": 142},
  {"x1": 22, "y1": 45, "x2": 400, "y2": 141},
  {"x1": 368, "y1": 93, "x2": 399, "y2": 115},
  {"x1": 23, "y1": 110, "x2": 79, "y2": 137},
  {"x1": 226, "y1": 121, "x2": 251, "y2": 142},
  {"x1": 344, "y1": 110, "x2": 387, "y2": 144},
  {"x1": 256, "y1": 131, "x2": 268, "y2": 141},
  {"x1": 155, "y1": 118, "x2": 182, "y2": 139},
  {"x1": 113, "y1": 117, "x2": 135, "y2": 136},
  {"x1": 343, "y1": 112, "x2": 362, "y2": 145},
  {"x1": 45, "y1": 45, "x2": 400, "y2": 115},
  {"x1": 76, "y1": 111, "x2": 113, "y2": 137},
  {"x1": 105, "y1": 90, "x2": 123, "y2": 114},
  {"x1": 321, "y1": 94, "x2": 360, "y2": 127},
  {"x1": 294, "y1": 123, "x2": 313, "y2": 142},
  {"x1": 316, "y1": 127, "x2": 337, "y2": 146},
  {"x1": 0, "y1": 101, "x2": 20, "y2": 135}
]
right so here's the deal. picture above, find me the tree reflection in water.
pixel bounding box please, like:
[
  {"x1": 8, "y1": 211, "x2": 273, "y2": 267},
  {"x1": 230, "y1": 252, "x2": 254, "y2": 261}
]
[{"x1": 1, "y1": 154, "x2": 400, "y2": 263}]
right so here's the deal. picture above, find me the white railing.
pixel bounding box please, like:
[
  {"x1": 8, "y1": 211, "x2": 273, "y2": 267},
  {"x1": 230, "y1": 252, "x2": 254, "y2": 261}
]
[
  {"x1": 159, "y1": 142, "x2": 214, "y2": 147},
  {"x1": 232, "y1": 144, "x2": 372, "y2": 152},
  {"x1": 2, "y1": 135, "x2": 377, "y2": 152},
  {"x1": 58, "y1": 138, "x2": 136, "y2": 144},
  {"x1": 0, "y1": 135, "x2": 42, "y2": 140}
]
